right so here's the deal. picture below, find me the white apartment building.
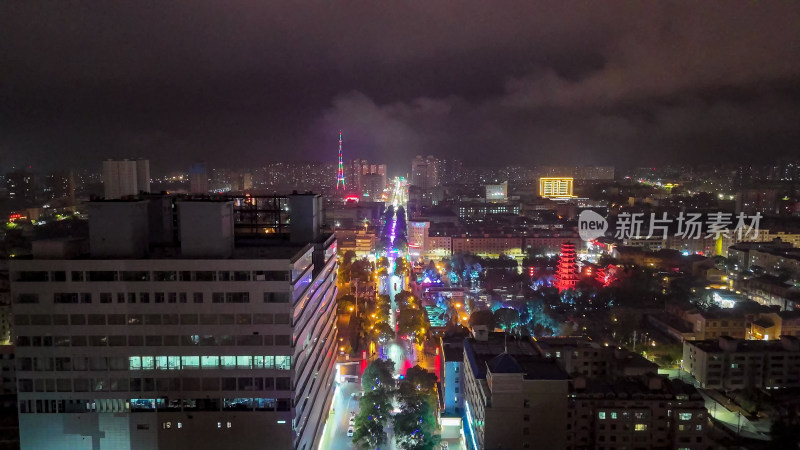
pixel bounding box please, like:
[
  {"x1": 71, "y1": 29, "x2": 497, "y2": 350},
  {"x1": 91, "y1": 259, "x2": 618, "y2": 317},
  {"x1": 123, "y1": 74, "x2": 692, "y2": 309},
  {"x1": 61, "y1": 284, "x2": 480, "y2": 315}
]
[
  {"x1": 10, "y1": 194, "x2": 338, "y2": 450},
  {"x1": 102, "y1": 159, "x2": 150, "y2": 199},
  {"x1": 682, "y1": 336, "x2": 800, "y2": 390}
]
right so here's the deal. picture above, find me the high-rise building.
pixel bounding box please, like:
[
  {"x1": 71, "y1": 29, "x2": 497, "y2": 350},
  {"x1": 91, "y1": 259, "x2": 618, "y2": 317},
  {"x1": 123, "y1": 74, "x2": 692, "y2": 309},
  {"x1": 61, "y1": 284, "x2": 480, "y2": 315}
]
[
  {"x1": 43, "y1": 171, "x2": 75, "y2": 202},
  {"x1": 5, "y1": 169, "x2": 37, "y2": 203},
  {"x1": 347, "y1": 160, "x2": 387, "y2": 196},
  {"x1": 410, "y1": 155, "x2": 439, "y2": 189},
  {"x1": 360, "y1": 173, "x2": 385, "y2": 199},
  {"x1": 11, "y1": 193, "x2": 338, "y2": 450},
  {"x1": 103, "y1": 159, "x2": 151, "y2": 199},
  {"x1": 188, "y1": 163, "x2": 208, "y2": 194},
  {"x1": 438, "y1": 159, "x2": 463, "y2": 185}
]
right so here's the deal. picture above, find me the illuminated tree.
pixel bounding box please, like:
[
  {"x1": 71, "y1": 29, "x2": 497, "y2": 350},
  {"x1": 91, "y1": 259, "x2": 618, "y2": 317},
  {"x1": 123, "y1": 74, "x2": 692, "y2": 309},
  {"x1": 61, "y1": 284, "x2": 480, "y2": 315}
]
[
  {"x1": 394, "y1": 366, "x2": 440, "y2": 450},
  {"x1": 397, "y1": 309, "x2": 427, "y2": 343},
  {"x1": 395, "y1": 290, "x2": 415, "y2": 310},
  {"x1": 493, "y1": 307, "x2": 520, "y2": 332},
  {"x1": 353, "y1": 390, "x2": 393, "y2": 449},
  {"x1": 373, "y1": 322, "x2": 395, "y2": 343},
  {"x1": 361, "y1": 359, "x2": 396, "y2": 394}
]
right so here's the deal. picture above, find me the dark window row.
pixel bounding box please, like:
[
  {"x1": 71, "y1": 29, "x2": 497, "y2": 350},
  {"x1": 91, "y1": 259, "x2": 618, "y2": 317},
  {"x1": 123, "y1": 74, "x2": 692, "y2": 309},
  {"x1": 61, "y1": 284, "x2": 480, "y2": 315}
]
[
  {"x1": 16, "y1": 333, "x2": 292, "y2": 348},
  {"x1": 17, "y1": 291, "x2": 289, "y2": 304},
  {"x1": 14, "y1": 270, "x2": 291, "y2": 283},
  {"x1": 18, "y1": 377, "x2": 291, "y2": 394},
  {"x1": 16, "y1": 312, "x2": 290, "y2": 326}
]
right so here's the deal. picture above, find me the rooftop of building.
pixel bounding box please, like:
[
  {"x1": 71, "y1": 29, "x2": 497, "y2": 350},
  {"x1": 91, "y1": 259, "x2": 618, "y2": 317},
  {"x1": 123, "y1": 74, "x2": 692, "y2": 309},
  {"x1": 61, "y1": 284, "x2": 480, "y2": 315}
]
[
  {"x1": 573, "y1": 375, "x2": 701, "y2": 400},
  {"x1": 464, "y1": 332, "x2": 569, "y2": 381},
  {"x1": 688, "y1": 335, "x2": 800, "y2": 353}
]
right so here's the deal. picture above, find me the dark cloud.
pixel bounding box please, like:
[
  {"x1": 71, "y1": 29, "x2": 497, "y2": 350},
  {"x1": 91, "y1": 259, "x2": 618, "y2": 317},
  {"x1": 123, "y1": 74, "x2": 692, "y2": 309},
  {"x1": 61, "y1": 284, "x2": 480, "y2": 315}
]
[{"x1": 1, "y1": 2, "x2": 799, "y2": 175}]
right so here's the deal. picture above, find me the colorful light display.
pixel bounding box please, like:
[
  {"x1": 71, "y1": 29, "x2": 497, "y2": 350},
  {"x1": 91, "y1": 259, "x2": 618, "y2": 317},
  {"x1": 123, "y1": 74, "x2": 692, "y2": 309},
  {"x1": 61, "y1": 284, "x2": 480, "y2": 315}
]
[{"x1": 336, "y1": 129, "x2": 345, "y2": 189}]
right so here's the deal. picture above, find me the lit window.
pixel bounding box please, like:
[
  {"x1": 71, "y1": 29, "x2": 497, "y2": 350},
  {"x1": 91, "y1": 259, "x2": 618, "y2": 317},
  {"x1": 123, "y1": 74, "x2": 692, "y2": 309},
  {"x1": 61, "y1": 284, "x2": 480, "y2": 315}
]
[
  {"x1": 610, "y1": 412, "x2": 617, "y2": 419},
  {"x1": 679, "y1": 413, "x2": 692, "y2": 421},
  {"x1": 226, "y1": 422, "x2": 232, "y2": 429},
  {"x1": 598, "y1": 412, "x2": 606, "y2": 420},
  {"x1": 634, "y1": 424, "x2": 647, "y2": 431}
]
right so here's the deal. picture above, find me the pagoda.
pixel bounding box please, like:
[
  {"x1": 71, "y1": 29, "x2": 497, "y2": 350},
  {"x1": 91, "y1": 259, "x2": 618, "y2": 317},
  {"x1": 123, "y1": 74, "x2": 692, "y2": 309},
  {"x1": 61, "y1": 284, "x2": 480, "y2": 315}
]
[{"x1": 554, "y1": 242, "x2": 579, "y2": 291}]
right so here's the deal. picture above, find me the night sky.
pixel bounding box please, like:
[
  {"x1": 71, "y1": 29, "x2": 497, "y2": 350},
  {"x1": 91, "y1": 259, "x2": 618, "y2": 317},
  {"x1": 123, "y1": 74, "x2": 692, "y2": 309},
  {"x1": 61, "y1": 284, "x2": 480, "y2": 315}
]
[{"x1": 2, "y1": 2, "x2": 799, "y2": 175}]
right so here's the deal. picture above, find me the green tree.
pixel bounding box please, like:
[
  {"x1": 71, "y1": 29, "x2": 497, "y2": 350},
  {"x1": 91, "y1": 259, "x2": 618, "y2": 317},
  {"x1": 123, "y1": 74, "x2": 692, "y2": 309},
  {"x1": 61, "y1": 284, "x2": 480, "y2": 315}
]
[
  {"x1": 493, "y1": 307, "x2": 520, "y2": 332},
  {"x1": 395, "y1": 290, "x2": 415, "y2": 310},
  {"x1": 394, "y1": 256, "x2": 410, "y2": 277},
  {"x1": 342, "y1": 250, "x2": 357, "y2": 268},
  {"x1": 394, "y1": 366, "x2": 440, "y2": 450},
  {"x1": 374, "y1": 322, "x2": 396, "y2": 343},
  {"x1": 351, "y1": 259, "x2": 373, "y2": 282},
  {"x1": 377, "y1": 256, "x2": 390, "y2": 277},
  {"x1": 361, "y1": 359, "x2": 396, "y2": 393},
  {"x1": 469, "y1": 309, "x2": 496, "y2": 329},
  {"x1": 352, "y1": 407, "x2": 389, "y2": 449},
  {"x1": 337, "y1": 294, "x2": 356, "y2": 315},
  {"x1": 397, "y1": 309, "x2": 427, "y2": 342}
]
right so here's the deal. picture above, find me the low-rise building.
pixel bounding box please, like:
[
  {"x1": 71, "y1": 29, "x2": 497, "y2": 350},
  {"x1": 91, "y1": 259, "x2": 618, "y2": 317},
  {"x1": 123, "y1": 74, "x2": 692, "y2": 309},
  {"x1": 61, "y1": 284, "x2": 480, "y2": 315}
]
[
  {"x1": 749, "y1": 310, "x2": 800, "y2": 340},
  {"x1": 682, "y1": 336, "x2": 800, "y2": 389},
  {"x1": 533, "y1": 337, "x2": 658, "y2": 378}
]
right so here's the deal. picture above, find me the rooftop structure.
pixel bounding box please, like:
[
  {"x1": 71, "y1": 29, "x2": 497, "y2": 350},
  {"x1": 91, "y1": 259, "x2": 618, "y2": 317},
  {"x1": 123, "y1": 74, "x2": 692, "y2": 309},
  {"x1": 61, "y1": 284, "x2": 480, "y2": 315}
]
[{"x1": 10, "y1": 193, "x2": 338, "y2": 450}]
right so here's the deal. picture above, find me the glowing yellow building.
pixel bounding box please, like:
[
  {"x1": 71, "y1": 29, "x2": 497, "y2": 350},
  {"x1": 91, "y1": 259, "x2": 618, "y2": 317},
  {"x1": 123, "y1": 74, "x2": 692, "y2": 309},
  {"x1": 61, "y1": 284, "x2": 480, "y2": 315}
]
[{"x1": 539, "y1": 177, "x2": 575, "y2": 198}]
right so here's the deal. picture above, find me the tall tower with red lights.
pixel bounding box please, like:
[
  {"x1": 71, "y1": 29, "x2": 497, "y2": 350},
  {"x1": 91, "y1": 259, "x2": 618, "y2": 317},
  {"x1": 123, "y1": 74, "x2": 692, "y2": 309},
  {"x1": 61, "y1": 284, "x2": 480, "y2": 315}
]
[
  {"x1": 336, "y1": 130, "x2": 345, "y2": 190},
  {"x1": 555, "y1": 242, "x2": 579, "y2": 291}
]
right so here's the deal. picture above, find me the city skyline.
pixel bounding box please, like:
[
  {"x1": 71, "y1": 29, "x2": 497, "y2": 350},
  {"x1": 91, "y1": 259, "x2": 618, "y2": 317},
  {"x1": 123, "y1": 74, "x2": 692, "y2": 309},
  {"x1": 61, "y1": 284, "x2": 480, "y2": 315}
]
[{"x1": 2, "y1": 3, "x2": 800, "y2": 174}]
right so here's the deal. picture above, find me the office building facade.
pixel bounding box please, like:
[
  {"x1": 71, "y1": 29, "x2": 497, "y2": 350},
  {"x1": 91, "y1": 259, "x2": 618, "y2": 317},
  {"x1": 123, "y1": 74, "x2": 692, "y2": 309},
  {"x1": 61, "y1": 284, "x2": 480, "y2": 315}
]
[{"x1": 11, "y1": 194, "x2": 338, "y2": 450}]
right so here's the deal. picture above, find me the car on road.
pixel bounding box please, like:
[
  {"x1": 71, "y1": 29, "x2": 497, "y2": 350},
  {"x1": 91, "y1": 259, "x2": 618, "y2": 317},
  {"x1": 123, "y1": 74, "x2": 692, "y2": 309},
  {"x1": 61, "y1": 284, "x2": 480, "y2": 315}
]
[
  {"x1": 440, "y1": 441, "x2": 449, "y2": 450},
  {"x1": 347, "y1": 427, "x2": 354, "y2": 437},
  {"x1": 349, "y1": 410, "x2": 357, "y2": 417},
  {"x1": 349, "y1": 416, "x2": 355, "y2": 426}
]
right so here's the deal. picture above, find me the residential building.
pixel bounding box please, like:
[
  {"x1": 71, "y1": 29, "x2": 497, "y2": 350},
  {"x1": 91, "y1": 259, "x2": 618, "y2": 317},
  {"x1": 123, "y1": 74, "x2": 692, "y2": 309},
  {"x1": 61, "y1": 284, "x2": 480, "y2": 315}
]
[
  {"x1": 533, "y1": 337, "x2": 658, "y2": 378},
  {"x1": 567, "y1": 375, "x2": 707, "y2": 450},
  {"x1": 10, "y1": 193, "x2": 338, "y2": 450},
  {"x1": 683, "y1": 310, "x2": 747, "y2": 340},
  {"x1": 682, "y1": 336, "x2": 800, "y2": 390},
  {"x1": 5, "y1": 169, "x2": 37, "y2": 203},
  {"x1": 457, "y1": 203, "x2": 520, "y2": 220},
  {"x1": 189, "y1": 163, "x2": 208, "y2": 194},
  {"x1": 463, "y1": 332, "x2": 569, "y2": 450},
  {"x1": 748, "y1": 311, "x2": 800, "y2": 340},
  {"x1": 411, "y1": 155, "x2": 439, "y2": 189},
  {"x1": 451, "y1": 236, "x2": 523, "y2": 259},
  {"x1": 103, "y1": 159, "x2": 150, "y2": 199},
  {"x1": 423, "y1": 236, "x2": 452, "y2": 260}
]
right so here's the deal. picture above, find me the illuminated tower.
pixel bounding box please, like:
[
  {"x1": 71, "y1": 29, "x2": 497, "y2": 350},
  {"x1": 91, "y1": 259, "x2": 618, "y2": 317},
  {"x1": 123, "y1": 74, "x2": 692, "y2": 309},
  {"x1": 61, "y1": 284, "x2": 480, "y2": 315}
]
[
  {"x1": 554, "y1": 242, "x2": 578, "y2": 291},
  {"x1": 336, "y1": 130, "x2": 346, "y2": 189}
]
